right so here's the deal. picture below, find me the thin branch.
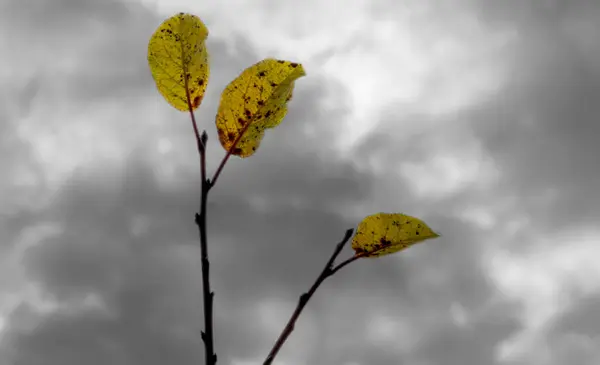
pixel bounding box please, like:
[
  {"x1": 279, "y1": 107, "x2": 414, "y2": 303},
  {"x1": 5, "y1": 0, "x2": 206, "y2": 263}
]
[
  {"x1": 330, "y1": 252, "x2": 364, "y2": 276},
  {"x1": 263, "y1": 228, "x2": 355, "y2": 365},
  {"x1": 330, "y1": 245, "x2": 394, "y2": 275},
  {"x1": 210, "y1": 120, "x2": 252, "y2": 189},
  {"x1": 185, "y1": 75, "x2": 216, "y2": 365},
  {"x1": 197, "y1": 133, "x2": 216, "y2": 365}
]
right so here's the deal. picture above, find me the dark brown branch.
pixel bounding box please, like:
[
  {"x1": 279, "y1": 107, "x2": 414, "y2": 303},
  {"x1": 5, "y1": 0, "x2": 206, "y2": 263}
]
[
  {"x1": 184, "y1": 75, "x2": 216, "y2": 365},
  {"x1": 263, "y1": 228, "x2": 355, "y2": 365},
  {"x1": 197, "y1": 132, "x2": 217, "y2": 365}
]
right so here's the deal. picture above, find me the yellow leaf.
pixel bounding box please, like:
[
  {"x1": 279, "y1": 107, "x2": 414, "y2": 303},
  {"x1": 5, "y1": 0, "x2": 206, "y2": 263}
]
[
  {"x1": 215, "y1": 58, "x2": 306, "y2": 158},
  {"x1": 352, "y1": 213, "x2": 439, "y2": 258},
  {"x1": 148, "y1": 12, "x2": 209, "y2": 111}
]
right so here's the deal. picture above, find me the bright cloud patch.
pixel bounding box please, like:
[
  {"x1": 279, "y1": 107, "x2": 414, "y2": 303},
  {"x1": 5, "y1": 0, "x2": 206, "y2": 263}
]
[{"x1": 490, "y1": 226, "x2": 600, "y2": 362}]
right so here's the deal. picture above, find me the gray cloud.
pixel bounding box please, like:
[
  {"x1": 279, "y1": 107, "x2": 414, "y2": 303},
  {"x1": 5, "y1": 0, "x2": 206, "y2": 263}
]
[
  {"x1": 467, "y1": 4, "x2": 600, "y2": 232},
  {"x1": 2, "y1": 0, "x2": 598, "y2": 364},
  {"x1": 353, "y1": 0, "x2": 600, "y2": 363},
  {"x1": 1, "y1": 1, "x2": 384, "y2": 364},
  {"x1": 541, "y1": 294, "x2": 600, "y2": 365}
]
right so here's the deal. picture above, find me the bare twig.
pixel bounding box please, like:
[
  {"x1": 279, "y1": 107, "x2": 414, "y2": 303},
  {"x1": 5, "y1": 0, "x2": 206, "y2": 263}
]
[
  {"x1": 183, "y1": 69, "x2": 254, "y2": 364},
  {"x1": 185, "y1": 76, "x2": 216, "y2": 365},
  {"x1": 263, "y1": 228, "x2": 356, "y2": 365},
  {"x1": 197, "y1": 132, "x2": 217, "y2": 365}
]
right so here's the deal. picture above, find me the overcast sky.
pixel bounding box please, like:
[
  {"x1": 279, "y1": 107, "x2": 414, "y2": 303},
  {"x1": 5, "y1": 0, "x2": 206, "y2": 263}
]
[{"x1": 1, "y1": 0, "x2": 599, "y2": 364}]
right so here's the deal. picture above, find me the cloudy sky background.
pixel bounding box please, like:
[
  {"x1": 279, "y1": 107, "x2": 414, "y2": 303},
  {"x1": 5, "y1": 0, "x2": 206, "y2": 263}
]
[{"x1": 1, "y1": 0, "x2": 599, "y2": 364}]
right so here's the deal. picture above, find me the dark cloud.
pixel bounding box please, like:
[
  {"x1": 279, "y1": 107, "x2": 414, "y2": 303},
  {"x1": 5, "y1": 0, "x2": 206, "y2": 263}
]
[
  {"x1": 409, "y1": 306, "x2": 521, "y2": 365},
  {"x1": 543, "y1": 294, "x2": 600, "y2": 365},
  {"x1": 0, "y1": 74, "x2": 49, "y2": 253},
  {"x1": 4, "y1": 0, "x2": 598, "y2": 364},
  {"x1": 5, "y1": 120, "x2": 376, "y2": 365},
  {"x1": 465, "y1": 7, "x2": 600, "y2": 232},
  {"x1": 2, "y1": 1, "x2": 384, "y2": 364},
  {"x1": 361, "y1": 0, "x2": 600, "y2": 232},
  {"x1": 354, "y1": 1, "x2": 600, "y2": 363},
  {"x1": 549, "y1": 294, "x2": 600, "y2": 342}
]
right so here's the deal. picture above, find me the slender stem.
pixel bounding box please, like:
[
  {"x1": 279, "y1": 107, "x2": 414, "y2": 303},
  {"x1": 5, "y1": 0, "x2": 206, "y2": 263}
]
[
  {"x1": 263, "y1": 229, "x2": 355, "y2": 365},
  {"x1": 185, "y1": 75, "x2": 216, "y2": 365},
  {"x1": 330, "y1": 245, "x2": 393, "y2": 275},
  {"x1": 330, "y1": 252, "x2": 364, "y2": 276},
  {"x1": 197, "y1": 136, "x2": 217, "y2": 365},
  {"x1": 210, "y1": 120, "x2": 252, "y2": 189}
]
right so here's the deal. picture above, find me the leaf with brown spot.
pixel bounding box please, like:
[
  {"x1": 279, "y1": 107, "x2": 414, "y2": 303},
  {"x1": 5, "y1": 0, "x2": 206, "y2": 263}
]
[
  {"x1": 352, "y1": 213, "x2": 439, "y2": 258},
  {"x1": 215, "y1": 58, "x2": 305, "y2": 158},
  {"x1": 147, "y1": 13, "x2": 210, "y2": 111}
]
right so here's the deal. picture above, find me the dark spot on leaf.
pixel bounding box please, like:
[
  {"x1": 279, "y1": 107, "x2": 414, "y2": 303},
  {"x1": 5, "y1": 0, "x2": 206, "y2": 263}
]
[
  {"x1": 265, "y1": 111, "x2": 272, "y2": 118},
  {"x1": 258, "y1": 71, "x2": 266, "y2": 77},
  {"x1": 227, "y1": 132, "x2": 236, "y2": 141},
  {"x1": 197, "y1": 79, "x2": 204, "y2": 86},
  {"x1": 277, "y1": 60, "x2": 285, "y2": 63},
  {"x1": 290, "y1": 62, "x2": 298, "y2": 68},
  {"x1": 233, "y1": 147, "x2": 242, "y2": 155},
  {"x1": 270, "y1": 81, "x2": 277, "y2": 87},
  {"x1": 192, "y1": 95, "x2": 201, "y2": 108},
  {"x1": 379, "y1": 238, "x2": 392, "y2": 246},
  {"x1": 257, "y1": 100, "x2": 264, "y2": 107},
  {"x1": 252, "y1": 147, "x2": 256, "y2": 151},
  {"x1": 237, "y1": 118, "x2": 245, "y2": 126},
  {"x1": 244, "y1": 109, "x2": 252, "y2": 117}
]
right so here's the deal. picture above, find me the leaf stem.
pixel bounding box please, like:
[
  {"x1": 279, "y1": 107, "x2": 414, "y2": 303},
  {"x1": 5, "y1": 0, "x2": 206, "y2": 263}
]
[
  {"x1": 263, "y1": 228, "x2": 355, "y2": 365},
  {"x1": 330, "y1": 252, "x2": 365, "y2": 276},
  {"x1": 329, "y1": 245, "x2": 397, "y2": 276},
  {"x1": 210, "y1": 119, "x2": 252, "y2": 188}
]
